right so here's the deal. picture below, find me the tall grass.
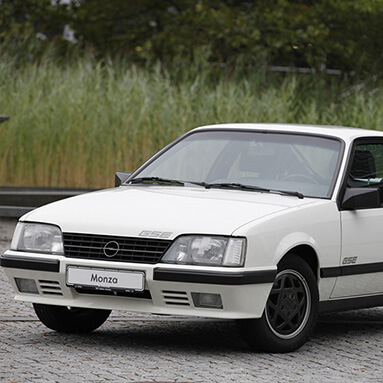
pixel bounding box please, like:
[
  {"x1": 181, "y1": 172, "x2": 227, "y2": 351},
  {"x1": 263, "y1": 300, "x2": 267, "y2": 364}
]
[{"x1": 0, "y1": 55, "x2": 383, "y2": 188}]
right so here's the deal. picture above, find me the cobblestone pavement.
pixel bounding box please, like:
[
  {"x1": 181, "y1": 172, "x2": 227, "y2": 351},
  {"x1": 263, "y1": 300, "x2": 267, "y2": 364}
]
[{"x1": 1, "y1": 240, "x2": 382, "y2": 383}]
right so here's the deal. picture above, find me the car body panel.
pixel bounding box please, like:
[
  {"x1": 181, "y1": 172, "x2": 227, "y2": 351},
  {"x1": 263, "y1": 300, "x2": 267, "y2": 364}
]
[{"x1": 332, "y1": 209, "x2": 383, "y2": 297}]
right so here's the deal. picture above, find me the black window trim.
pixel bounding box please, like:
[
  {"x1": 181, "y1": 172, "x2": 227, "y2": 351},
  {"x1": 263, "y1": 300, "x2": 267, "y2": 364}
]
[{"x1": 337, "y1": 137, "x2": 383, "y2": 210}]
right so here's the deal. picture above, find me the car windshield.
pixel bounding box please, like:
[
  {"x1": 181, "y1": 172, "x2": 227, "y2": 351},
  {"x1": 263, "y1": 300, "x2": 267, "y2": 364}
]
[{"x1": 131, "y1": 130, "x2": 342, "y2": 198}]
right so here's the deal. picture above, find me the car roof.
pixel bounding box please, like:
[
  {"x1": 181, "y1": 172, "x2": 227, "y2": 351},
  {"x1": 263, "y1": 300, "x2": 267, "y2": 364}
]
[{"x1": 193, "y1": 123, "x2": 383, "y2": 143}]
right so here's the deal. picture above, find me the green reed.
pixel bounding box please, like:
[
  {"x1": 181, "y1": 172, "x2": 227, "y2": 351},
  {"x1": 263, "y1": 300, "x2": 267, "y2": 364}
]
[{"x1": 0, "y1": 55, "x2": 382, "y2": 188}]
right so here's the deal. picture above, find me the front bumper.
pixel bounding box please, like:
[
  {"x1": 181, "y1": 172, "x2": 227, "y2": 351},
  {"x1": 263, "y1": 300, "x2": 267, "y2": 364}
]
[{"x1": 1, "y1": 251, "x2": 276, "y2": 319}]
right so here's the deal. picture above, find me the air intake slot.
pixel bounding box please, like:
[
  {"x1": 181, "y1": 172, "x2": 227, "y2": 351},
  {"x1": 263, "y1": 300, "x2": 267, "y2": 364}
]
[
  {"x1": 38, "y1": 280, "x2": 63, "y2": 296},
  {"x1": 162, "y1": 290, "x2": 190, "y2": 306}
]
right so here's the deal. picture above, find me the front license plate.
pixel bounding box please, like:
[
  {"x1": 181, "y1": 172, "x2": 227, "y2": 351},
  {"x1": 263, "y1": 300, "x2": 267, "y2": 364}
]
[{"x1": 66, "y1": 267, "x2": 145, "y2": 291}]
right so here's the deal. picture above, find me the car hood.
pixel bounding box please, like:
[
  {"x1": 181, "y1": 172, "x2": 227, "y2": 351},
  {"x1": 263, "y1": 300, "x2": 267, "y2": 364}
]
[{"x1": 21, "y1": 186, "x2": 318, "y2": 238}]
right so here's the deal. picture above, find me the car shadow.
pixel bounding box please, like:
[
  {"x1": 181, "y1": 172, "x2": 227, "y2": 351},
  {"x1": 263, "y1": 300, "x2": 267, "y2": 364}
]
[
  {"x1": 313, "y1": 309, "x2": 383, "y2": 341},
  {"x1": 40, "y1": 318, "x2": 246, "y2": 353},
  {"x1": 36, "y1": 308, "x2": 383, "y2": 354}
]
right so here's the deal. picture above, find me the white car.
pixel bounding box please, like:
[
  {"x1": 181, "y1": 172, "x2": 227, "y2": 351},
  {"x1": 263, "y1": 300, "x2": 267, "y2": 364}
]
[{"x1": 2, "y1": 123, "x2": 383, "y2": 353}]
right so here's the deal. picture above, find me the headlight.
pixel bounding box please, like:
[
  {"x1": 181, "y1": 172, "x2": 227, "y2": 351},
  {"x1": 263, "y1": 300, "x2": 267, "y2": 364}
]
[
  {"x1": 11, "y1": 222, "x2": 64, "y2": 255},
  {"x1": 161, "y1": 236, "x2": 246, "y2": 267}
]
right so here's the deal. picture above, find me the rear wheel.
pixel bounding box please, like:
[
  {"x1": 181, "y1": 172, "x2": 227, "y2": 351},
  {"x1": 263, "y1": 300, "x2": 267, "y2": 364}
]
[
  {"x1": 33, "y1": 303, "x2": 111, "y2": 333},
  {"x1": 237, "y1": 255, "x2": 318, "y2": 352}
]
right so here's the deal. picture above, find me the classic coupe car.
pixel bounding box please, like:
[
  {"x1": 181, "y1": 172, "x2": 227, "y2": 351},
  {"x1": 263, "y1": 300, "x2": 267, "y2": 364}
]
[{"x1": 2, "y1": 123, "x2": 383, "y2": 353}]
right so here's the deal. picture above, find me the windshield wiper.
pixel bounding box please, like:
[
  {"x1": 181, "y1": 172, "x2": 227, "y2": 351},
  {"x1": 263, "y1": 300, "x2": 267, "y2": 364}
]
[
  {"x1": 130, "y1": 178, "x2": 304, "y2": 198},
  {"x1": 184, "y1": 181, "x2": 211, "y2": 188},
  {"x1": 129, "y1": 177, "x2": 184, "y2": 186},
  {"x1": 206, "y1": 182, "x2": 269, "y2": 191},
  {"x1": 201, "y1": 182, "x2": 304, "y2": 199},
  {"x1": 275, "y1": 190, "x2": 305, "y2": 199}
]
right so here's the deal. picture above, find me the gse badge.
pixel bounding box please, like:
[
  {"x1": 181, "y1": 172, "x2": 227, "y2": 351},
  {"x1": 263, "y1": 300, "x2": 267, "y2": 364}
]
[
  {"x1": 342, "y1": 256, "x2": 358, "y2": 265},
  {"x1": 138, "y1": 230, "x2": 172, "y2": 239}
]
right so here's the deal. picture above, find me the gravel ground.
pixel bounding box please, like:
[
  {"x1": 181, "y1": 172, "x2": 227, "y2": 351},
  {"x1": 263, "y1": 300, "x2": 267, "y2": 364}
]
[{"x1": 1, "y1": 240, "x2": 382, "y2": 383}]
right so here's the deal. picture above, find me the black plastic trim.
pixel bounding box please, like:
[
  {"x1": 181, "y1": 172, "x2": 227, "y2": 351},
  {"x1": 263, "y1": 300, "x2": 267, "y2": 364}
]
[
  {"x1": 341, "y1": 187, "x2": 381, "y2": 210},
  {"x1": 320, "y1": 267, "x2": 341, "y2": 278},
  {"x1": 319, "y1": 294, "x2": 383, "y2": 313},
  {"x1": 321, "y1": 262, "x2": 383, "y2": 278},
  {"x1": 74, "y1": 287, "x2": 152, "y2": 299},
  {"x1": 153, "y1": 268, "x2": 277, "y2": 285},
  {"x1": 0, "y1": 254, "x2": 60, "y2": 272},
  {"x1": 115, "y1": 172, "x2": 132, "y2": 187},
  {"x1": 337, "y1": 137, "x2": 383, "y2": 210}
]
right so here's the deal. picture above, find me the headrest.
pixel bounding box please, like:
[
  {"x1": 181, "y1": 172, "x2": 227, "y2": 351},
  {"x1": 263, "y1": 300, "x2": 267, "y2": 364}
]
[{"x1": 350, "y1": 149, "x2": 376, "y2": 179}]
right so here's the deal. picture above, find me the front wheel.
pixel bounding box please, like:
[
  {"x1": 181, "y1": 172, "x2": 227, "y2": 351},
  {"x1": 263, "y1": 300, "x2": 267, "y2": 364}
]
[
  {"x1": 33, "y1": 303, "x2": 111, "y2": 333},
  {"x1": 237, "y1": 255, "x2": 318, "y2": 353}
]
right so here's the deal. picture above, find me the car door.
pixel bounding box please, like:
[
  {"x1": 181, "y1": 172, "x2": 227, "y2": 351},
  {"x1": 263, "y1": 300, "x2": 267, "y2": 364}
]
[{"x1": 331, "y1": 139, "x2": 383, "y2": 298}]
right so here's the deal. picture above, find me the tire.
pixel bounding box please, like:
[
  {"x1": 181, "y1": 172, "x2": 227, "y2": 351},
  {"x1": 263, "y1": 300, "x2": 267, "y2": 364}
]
[
  {"x1": 237, "y1": 255, "x2": 319, "y2": 353},
  {"x1": 33, "y1": 304, "x2": 111, "y2": 333}
]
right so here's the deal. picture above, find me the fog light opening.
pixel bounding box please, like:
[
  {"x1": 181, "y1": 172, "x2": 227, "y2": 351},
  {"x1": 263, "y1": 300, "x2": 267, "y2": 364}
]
[
  {"x1": 192, "y1": 293, "x2": 223, "y2": 309},
  {"x1": 15, "y1": 278, "x2": 39, "y2": 294}
]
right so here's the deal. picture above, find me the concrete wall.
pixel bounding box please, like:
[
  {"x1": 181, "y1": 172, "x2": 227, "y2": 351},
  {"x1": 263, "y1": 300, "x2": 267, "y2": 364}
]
[
  {"x1": 0, "y1": 217, "x2": 17, "y2": 242},
  {"x1": 0, "y1": 187, "x2": 93, "y2": 242}
]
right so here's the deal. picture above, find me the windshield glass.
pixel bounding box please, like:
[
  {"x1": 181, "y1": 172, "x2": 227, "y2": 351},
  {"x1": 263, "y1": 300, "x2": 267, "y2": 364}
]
[{"x1": 132, "y1": 130, "x2": 342, "y2": 198}]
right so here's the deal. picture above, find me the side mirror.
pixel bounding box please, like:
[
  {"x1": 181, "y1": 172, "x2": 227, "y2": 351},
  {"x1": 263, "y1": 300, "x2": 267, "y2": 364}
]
[
  {"x1": 341, "y1": 187, "x2": 381, "y2": 210},
  {"x1": 115, "y1": 171, "x2": 132, "y2": 187}
]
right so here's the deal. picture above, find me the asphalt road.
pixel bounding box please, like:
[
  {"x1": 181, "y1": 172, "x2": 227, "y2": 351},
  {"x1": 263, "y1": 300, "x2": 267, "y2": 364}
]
[{"x1": 1, "y1": 240, "x2": 382, "y2": 383}]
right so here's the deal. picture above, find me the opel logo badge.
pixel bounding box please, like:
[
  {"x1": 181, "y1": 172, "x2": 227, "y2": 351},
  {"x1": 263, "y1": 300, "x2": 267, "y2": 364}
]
[{"x1": 103, "y1": 241, "x2": 120, "y2": 257}]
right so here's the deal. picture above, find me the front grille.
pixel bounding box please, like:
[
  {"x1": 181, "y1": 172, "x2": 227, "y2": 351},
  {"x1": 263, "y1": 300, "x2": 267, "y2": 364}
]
[{"x1": 63, "y1": 233, "x2": 172, "y2": 264}]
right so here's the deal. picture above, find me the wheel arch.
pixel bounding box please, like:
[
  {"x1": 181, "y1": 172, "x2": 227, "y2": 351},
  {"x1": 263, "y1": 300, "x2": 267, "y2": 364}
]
[{"x1": 278, "y1": 245, "x2": 319, "y2": 281}]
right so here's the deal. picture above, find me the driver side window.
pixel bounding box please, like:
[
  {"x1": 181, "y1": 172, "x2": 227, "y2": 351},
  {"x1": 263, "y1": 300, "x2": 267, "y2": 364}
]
[{"x1": 349, "y1": 144, "x2": 383, "y2": 187}]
